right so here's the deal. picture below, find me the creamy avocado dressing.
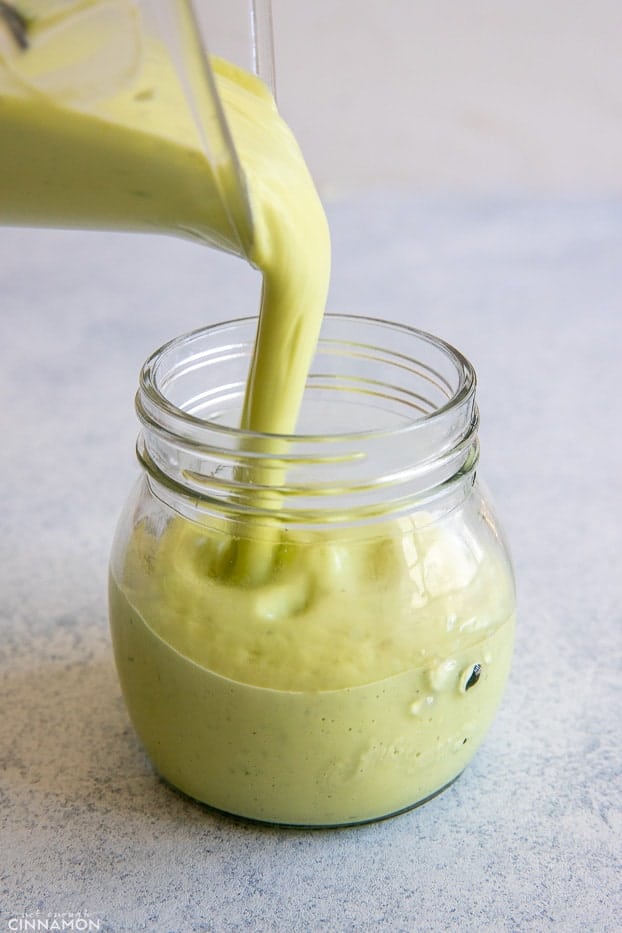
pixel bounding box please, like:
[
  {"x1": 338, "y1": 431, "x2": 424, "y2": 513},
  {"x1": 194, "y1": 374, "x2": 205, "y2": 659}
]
[
  {"x1": 2, "y1": 2, "x2": 514, "y2": 823},
  {"x1": 110, "y1": 511, "x2": 514, "y2": 824},
  {"x1": 110, "y1": 579, "x2": 514, "y2": 825}
]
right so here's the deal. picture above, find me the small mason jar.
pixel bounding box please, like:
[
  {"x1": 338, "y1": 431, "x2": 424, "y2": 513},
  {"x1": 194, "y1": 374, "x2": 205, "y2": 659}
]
[{"x1": 109, "y1": 314, "x2": 516, "y2": 827}]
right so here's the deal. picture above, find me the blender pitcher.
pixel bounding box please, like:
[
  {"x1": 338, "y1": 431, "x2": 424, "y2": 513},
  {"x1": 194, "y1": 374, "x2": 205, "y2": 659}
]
[{"x1": 0, "y1": 0, "x2": 254, "y2": 254}]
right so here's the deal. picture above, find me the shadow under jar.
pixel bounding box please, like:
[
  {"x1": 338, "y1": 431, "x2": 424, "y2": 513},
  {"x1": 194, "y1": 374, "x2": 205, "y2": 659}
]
[{"x1": 109, "y1": 314, "x2": 516, "y2": 827}]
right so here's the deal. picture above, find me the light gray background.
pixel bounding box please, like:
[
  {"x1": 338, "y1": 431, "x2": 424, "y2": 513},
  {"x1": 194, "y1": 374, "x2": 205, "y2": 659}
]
[{"x1": 202, "y1": 0, "x2": 622, "y2": 195}]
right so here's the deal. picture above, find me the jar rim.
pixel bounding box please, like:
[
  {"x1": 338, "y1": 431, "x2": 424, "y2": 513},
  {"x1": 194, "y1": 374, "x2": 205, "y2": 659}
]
[
  {"x1": 139, "y1": 313, "x2": 476, "y2": 444},
  {"x1": 136, "y1": 314, "x2": 479, "y2": 522}
]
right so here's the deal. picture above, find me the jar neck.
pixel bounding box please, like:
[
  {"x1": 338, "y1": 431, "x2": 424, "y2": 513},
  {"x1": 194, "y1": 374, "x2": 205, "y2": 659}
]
[{"x1": 135, "y1": 315, "x2": 479, "y2": 526}]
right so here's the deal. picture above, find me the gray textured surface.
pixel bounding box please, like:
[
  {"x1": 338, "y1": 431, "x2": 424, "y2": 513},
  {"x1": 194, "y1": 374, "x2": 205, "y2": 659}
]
[{"x1": 1, "y1": 198, "x2": 620, "y2": 932}]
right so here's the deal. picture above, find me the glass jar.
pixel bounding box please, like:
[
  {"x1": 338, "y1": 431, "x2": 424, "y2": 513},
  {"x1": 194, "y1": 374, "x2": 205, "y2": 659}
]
[{"x1": 109, "y1": 314, "x2": 516, "y2": 827}]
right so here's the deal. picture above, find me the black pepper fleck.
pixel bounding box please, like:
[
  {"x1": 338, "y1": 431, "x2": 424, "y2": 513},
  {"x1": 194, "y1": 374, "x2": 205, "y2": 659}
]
[
  {"x1": 465, "y1": 663, "x2": 482, "y2": 690},
  {"x1": 0, "y1": 1, "x2": 29, "y2": 50},
  {"x1": 134, "y1": 88, "x2": 155, "y2": 101}
]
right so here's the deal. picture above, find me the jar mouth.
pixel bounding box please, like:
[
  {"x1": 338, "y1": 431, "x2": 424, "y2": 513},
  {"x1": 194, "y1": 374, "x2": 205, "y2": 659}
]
[
  {"x1": 136, "y1": 314, "x2": 479, "y2": 521},
  {"x1": 140, "y1": 314, "x2": 475, "y2": 440}
]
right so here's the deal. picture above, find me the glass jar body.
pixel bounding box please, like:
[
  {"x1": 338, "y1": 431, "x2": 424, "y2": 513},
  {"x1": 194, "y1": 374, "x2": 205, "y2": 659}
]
[{"x1": 109, "y1": 316, "x2": 516, "y2": 826}]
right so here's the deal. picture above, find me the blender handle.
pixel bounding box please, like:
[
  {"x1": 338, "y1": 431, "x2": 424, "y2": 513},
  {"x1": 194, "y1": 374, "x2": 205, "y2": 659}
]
[{"x1": 250, "y1": 0, "x2": 276, "y2": 100}]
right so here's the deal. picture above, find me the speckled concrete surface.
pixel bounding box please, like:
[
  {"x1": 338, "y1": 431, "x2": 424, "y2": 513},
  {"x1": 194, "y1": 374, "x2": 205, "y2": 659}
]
[{"x1": 1, "y1": 198, "x2": 620, "y2": 932}]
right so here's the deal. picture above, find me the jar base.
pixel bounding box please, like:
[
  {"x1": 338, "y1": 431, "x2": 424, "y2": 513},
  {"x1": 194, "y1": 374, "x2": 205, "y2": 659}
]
[{"x1": 159, "y1": 771, "x2": 463, "y2": 829}]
